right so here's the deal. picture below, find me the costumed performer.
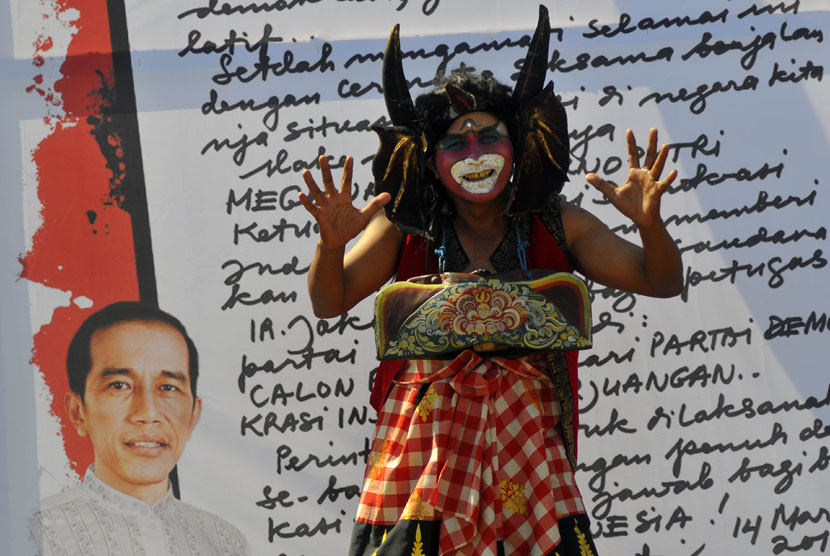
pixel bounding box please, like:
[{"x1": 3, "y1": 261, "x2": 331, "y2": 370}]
[{"x1": 298, "y1": 6, "x2": 683, "y2": 556}]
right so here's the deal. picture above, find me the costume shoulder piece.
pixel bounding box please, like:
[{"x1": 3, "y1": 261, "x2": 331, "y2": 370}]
[
  {"x1": 370, "y1": 123, "x2": 429, "y2": 237},
  {"x1": 371, "y1": 5, "x2": 571, "y2": 240}
]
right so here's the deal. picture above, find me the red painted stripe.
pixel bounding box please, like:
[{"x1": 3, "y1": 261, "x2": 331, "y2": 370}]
[{"x1": 20, "y1": 0, "x2": 140, "y2": 476}]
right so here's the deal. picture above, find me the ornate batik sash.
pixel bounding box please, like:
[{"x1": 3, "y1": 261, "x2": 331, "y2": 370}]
[{"x1": 374, "y1": 271, "x2": 592, "y2": 360}]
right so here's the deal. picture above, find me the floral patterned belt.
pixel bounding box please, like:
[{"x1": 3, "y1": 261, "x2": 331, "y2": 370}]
[{"x1": 374, "y1": 270, "x2": 592, "y2": 360}]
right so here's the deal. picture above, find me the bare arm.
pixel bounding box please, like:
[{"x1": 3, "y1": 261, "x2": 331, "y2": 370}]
[
  {"x1": 299, "y1": 156, "x2": 402, "y2": 317},
  {"x1": 564, "y1": 129, "x2": 683, "y2": 298}
]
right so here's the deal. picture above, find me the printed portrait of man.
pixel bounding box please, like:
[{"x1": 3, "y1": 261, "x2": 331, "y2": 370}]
[{"x1": 28, "y1": 301, "x2": 250, "y2": 555}]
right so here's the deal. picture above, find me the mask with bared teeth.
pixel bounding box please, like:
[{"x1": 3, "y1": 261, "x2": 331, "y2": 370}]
[{"x1": 371, "y1": 4, "x2": 571, "y2": 240}]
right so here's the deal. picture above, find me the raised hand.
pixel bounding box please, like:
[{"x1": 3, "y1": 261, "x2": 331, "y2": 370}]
[
  {"x1": 299, "y1": 155, "x2": 391, "y2": 250},
  {"x1": 585, "y1": 128, "x2": 677, "y2": 229}
]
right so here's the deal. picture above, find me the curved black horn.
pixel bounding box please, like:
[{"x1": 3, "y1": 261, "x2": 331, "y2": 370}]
[
  {"x1": 513, "y1": 5, "x2": 551, "y2": 102},
  {"x1": 382, "y1": 25, "x2": 418, "y2": 127}
]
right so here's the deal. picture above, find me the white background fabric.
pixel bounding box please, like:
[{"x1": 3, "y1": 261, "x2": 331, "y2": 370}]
[{"x1": 3, "y1": 1, "x2": 829, "y2": 554}]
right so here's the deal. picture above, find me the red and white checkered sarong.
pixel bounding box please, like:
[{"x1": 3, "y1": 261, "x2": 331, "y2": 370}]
[{"x1": 355, "y1": 350, "x2": 585, "y2": 556}]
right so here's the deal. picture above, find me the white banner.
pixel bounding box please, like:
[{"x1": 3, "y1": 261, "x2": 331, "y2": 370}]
[{"x1": 6, "y1": 1, "x2": 829, "y2": 555}]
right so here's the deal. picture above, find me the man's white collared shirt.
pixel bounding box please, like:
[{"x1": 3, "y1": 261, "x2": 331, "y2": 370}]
[{"x1": 28, "y1": 467, "x2": 249, "y2": 556}]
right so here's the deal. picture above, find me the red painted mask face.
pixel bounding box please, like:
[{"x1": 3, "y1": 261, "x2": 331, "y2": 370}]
[{"x1": 434, "y1": 111, "x2": 513, "y2": 204}]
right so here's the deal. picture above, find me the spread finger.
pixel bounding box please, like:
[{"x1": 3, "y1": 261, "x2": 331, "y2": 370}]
[
  {"x1": 643, "y1": 128, "x2": 658, "y2": 169},
  {"x1": 319, "y1": 156, "x2": 337, "y2": 195},
  {"x1": 651, "y1": 143, "x2": 669, "y2": 180},
  {"x1": 627, "y1": 129, "x2": 640, "y2": 169},
  {"x1": 302, "y1": 170, "x2": 326, "y2": 204}
]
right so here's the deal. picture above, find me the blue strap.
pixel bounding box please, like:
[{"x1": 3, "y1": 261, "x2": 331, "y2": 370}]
[
  {"x1": 434, "y1": 222, "x2": 448, "y2": 273},
  {"x1": 515, "y1": 220, "x2": 529, "y2": 275}
]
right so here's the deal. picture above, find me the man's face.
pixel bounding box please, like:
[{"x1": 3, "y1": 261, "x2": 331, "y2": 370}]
[
  {"x1": 67, "y1": 320, "x2": 201, "y2": 499},
  {"x1": 434, "y1": 111, "x2": 513, "y2": 204}
]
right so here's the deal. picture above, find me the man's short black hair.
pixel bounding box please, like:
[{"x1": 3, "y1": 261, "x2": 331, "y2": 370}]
[{"x1": 66, "y1": 301, "x2": 199, "y2": 401}]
